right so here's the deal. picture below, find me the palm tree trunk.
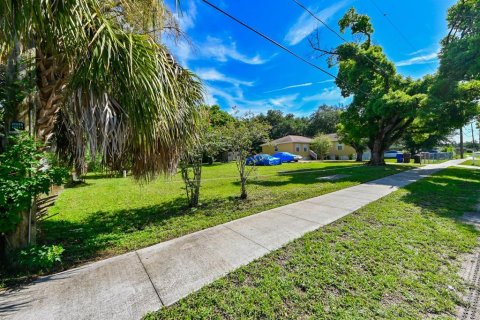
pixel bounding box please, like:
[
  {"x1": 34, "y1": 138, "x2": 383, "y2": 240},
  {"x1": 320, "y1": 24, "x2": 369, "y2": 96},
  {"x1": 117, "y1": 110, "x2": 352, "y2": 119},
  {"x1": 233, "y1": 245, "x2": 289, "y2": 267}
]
[
  {"x1": 5, "y1": 48, "x2": 68, "y2": 253},
  {"x1": 35, "y1": 47, "x2": 68, "y2": 144}
]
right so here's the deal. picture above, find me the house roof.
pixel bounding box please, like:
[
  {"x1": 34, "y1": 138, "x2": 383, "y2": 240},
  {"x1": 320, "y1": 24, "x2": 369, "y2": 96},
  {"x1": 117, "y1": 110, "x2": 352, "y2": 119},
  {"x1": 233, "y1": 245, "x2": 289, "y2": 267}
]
[{"x1": 261, "y1": 135, "x2": 313, "y2": 146}]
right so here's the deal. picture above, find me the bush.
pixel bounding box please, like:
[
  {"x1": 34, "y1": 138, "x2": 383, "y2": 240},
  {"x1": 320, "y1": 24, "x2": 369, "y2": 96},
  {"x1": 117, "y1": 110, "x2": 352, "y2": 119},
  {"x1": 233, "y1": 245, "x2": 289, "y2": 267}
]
[
  {"x1": 15, "y1": 244, "x2": 65, "y2": 273},
  {"x1": 310, "y1": 134, "x2": 332, "y2": 160},
  {"x1": 0, "y1": 134, "x2": 68, "y2": 233}
]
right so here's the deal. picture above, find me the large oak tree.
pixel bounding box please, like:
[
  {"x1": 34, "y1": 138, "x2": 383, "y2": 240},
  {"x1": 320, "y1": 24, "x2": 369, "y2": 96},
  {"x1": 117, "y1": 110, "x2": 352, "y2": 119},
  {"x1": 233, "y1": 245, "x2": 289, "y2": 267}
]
[{"x1": 311, "y1": 8, "x2": 427, "y2": 165}]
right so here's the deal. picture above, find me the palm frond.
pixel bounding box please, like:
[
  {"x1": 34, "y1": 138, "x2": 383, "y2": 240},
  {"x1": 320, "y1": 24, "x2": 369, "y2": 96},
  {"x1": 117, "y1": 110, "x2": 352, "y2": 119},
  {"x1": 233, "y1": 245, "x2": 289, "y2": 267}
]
[{"x1": 1, "y1": 0, "x2": 204, "y2": 179}]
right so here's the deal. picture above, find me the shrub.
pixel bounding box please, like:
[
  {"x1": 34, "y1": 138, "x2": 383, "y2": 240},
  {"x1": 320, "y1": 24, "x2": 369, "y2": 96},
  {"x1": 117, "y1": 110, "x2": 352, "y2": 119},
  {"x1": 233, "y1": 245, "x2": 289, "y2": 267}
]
[
  {"x1": 16, "y1": 244, "x2": 65, "y2": 273},
  {"x1": 0, "y1": 134, "x2": 68, "y2": 233},
  {"x1": 310, "y1": 134, "x2": 332, "y2": 160}
]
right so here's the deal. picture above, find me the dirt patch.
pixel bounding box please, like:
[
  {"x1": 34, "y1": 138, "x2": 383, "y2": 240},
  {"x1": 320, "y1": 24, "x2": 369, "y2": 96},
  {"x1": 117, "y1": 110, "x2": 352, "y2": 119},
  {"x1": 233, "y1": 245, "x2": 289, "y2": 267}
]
[
  {"x1": 458, "y1": 208, "x2": 480, "y2": 319},
  {"x1": 316, "y1": 174, "x2": 351, "y2": 181},
  {"x1": 457, "y1": 243, "x2": 480, "y2": 320}
]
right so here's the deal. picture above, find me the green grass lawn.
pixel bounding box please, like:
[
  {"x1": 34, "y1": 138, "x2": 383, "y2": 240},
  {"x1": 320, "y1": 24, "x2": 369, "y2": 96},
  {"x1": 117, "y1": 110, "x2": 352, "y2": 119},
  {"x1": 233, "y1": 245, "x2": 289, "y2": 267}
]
[
  {"x1": 461, "y1": 160, "x2": 479, "y2": 166},
  {"x1": 38, "y1": 162, "x2": 414, "y2": 267},
  {"x1": 146, "y1": 167, "x2": 480, "y2": 319},
  {"x1": 0, "y1": 161, "x2": 417, "y2": 288}
]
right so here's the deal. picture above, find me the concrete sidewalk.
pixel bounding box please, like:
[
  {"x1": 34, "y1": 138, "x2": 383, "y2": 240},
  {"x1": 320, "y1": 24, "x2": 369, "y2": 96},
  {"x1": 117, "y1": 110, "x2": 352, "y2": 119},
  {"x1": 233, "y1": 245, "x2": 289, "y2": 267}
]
[
  {"x1": 0, "y1": 160, "x2": 464, "y2": 320},
  {"x1": 456, "y1": 164, "x2": 480, "y2": 170}
]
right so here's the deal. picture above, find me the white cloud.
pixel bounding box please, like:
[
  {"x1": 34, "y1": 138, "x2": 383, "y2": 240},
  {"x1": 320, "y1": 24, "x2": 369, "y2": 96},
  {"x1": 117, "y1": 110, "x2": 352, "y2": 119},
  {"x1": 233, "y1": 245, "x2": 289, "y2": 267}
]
[
  {"x1": 167, "y1": 36, "x2": 271, "y2": 66},
  {"x1": 396, "y1": 52, "x2": 438, "y2": 67},
  {"x1": 269, "y1": 94, "x2": 300, "y2": 107},
  {"x1": 407, "y1": 48, "x2": 430, "y2": 56},
  {"x1": 169, "y1": 40, "x2": 192, "y2": 67},
  {"x1": 264, "y1": 79, "x2": 334, "y2": 93},
  {"x1": 174, "y1": 0, "x2": 197, "y2": 31},
  {"x1": 284, "y1": 1, "x2": 348, "y2": 46},
  {"x1": 302, "y1": 86, "x2": 349, "y2": 104},
  {"x1": 202, "y1": 36, "x2": 270, "y2": 65},
  {"x1": 204, "y1": 84, "x2": 302, "y2": 115},
  {"x1": 196, "y1": 68, "x2": 254, "y2": 87},
  {"x1": 264, "y1": 82, "x2": 313, "y2": 93}
]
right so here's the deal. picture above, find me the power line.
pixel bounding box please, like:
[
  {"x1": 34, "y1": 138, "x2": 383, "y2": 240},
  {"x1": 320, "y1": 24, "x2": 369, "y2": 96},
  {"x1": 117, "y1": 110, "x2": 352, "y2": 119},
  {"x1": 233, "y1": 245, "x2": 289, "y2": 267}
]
[
  {"x1": 200, "y1": 0, "x2": 345, "y2": 86},
  {"x1": 201, "y1": 0, "x2": 375, "y2": 97},
  {"x1": 290, "y1": 0, "x2": 348, "y2": 42},
  {"x1": 289, "y1": 0, "x2": 393, "y2": 79},
  {"x1": 368, "y1": 0, "x2": 438, "y2": 74}
]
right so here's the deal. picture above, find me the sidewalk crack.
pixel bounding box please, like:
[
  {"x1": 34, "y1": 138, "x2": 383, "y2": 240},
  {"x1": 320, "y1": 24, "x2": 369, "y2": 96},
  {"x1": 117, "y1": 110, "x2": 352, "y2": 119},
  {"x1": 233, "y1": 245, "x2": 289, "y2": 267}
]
[
  {"x1": 223, "y1": 225, "x2": 272, "y2": 252},
  {"x1": 135, "y1": 251, "x2": 165, "y2": 307}
]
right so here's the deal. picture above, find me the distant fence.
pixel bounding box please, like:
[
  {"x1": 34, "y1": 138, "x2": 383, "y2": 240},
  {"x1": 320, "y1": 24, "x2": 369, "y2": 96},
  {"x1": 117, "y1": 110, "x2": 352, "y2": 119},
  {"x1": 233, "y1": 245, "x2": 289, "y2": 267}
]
[
  {"x1": 470, "y1": 152, "x2": 480, "y2": 165},
  {"x1": 418, "y1": 152, "x2": 454, "y2": 163}
]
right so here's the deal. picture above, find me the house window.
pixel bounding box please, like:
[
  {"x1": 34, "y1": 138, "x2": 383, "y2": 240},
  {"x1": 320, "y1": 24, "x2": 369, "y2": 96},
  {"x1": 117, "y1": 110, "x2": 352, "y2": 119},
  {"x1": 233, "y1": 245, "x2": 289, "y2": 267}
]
[
  {"x1": 274, "y1": 145, "x2": 279, "y2": 152},
  {"x1": 337, "y1": 144, "x2": 343, "y2": 151},
  {"x1": 303, "y1": 144, "x2": 309, "y2": 152},
  {"x1": 295, "y1": 144, "x2": 301, "y2": 152}
]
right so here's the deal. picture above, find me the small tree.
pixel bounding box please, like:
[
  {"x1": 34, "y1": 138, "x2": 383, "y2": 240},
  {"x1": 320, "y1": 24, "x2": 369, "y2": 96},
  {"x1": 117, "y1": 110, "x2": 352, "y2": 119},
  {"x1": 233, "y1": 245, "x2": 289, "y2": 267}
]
[
  {"x1": 223, "y1": 118, "x2": 270, "y2": 199},
  {"x1": 310, "y1": 134, "x2": 332, "y2": 160},
  {"x1": 180, "y1": 152, "x2": 202, "y2": 208},
  {"x1": 180, "y1": 116, "x2": 225, "y2": 207}
]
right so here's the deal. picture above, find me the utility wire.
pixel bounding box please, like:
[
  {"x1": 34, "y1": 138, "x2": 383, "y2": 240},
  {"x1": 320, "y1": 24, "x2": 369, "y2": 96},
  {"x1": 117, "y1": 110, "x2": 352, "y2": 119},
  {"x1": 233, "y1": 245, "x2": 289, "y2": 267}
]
[
  {"x1": 289, "y1": 0, "x2": 393, "y2": 79},
  {"x1": 200, "y1": 0, "x2": 371, "y2": 96},
  {"x1": 368, "y1": 0, "x2": 438, "y2": 74},
  {"x1": 290, "y1": 0, "x2": 348, "y2": 42}
]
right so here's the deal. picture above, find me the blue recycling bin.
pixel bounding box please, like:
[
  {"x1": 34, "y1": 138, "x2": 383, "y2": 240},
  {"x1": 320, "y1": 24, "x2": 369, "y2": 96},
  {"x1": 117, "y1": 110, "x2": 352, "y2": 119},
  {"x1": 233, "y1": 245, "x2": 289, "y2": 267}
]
[{"x1": 396, "y1": 153, "x2": 403, "y2": 163}]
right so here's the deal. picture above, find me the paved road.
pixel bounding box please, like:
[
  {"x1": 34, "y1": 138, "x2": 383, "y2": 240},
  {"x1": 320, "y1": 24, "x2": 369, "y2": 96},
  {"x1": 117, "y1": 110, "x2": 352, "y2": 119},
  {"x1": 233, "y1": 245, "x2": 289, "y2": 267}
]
[{"x1": 0, "y1": 160, "x2": 464, "y2": 320}]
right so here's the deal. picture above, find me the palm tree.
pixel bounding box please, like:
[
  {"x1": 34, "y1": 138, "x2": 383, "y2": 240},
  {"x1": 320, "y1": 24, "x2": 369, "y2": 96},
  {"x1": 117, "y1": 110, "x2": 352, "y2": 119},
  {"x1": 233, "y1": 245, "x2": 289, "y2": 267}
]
[
  {"x1": 1, "y1": 0, "x2": 202, "y2": 176},
  {"x1": 0, "y1": 0, "x2": 203, "y2": 248}
]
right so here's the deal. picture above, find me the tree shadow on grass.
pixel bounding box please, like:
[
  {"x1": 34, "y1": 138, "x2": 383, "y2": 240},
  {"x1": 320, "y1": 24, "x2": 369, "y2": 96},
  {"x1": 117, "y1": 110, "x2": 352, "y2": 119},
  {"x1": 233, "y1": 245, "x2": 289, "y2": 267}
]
[
  {"x1": 398, "y1": 167, "x2": 480, "y2": 222},
  {"x1": 3, "y1": 194, "x2": 253, "y2": 288},
  {"x1": 38, "y1": 196, "x2": 198, "y2": 266},
  {"x1": 243, "y1": 165, "x2": 408, "y2": 188}
]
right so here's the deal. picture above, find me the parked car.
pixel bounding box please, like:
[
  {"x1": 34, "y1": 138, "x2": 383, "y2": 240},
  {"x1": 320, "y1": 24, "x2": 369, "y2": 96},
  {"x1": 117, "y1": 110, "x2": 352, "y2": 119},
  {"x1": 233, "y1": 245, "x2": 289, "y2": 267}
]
[
  {"x1": 246, "y1": 154, "x2": 282, "y2": 166},
  {"x1": 383, "y1": 150, "x2": 402, "y2": 159},
  {"x1": 273, "y1": 152, "x2": 302, "y2": 163}
]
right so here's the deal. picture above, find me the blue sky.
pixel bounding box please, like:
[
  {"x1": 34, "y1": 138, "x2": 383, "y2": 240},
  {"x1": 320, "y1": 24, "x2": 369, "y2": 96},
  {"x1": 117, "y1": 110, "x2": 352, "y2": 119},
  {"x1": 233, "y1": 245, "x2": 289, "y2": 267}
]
[{"x1": 165, "y1": 0, "x2": 476, "y2": 141}]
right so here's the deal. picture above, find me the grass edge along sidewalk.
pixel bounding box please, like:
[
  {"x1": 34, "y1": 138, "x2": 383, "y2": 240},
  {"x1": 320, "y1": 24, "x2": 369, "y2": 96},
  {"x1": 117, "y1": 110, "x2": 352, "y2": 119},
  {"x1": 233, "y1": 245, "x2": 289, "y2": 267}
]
[
  {"x1": 18, "y1": 164, "x2": 411, "y2": 279},
  {"x1": 2, "y1": 162, "x2": 413, "y2": 290},
  {"x1": 146, "y1": 166, "x2": 480, "y2": 320}
]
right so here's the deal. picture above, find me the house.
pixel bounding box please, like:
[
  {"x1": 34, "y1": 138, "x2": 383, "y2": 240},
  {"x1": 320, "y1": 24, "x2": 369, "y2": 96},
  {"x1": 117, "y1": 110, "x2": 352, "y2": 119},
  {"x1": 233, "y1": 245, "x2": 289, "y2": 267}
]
[
  {"x1": 261, "y1": 134, "x2": 360, "y2": 160},
  {"x1": 325, "y1": 133, "x2": 357, "y2": 160},
  {"x1": 261, "y1": 135, "x2": 313, "y2": 159}
]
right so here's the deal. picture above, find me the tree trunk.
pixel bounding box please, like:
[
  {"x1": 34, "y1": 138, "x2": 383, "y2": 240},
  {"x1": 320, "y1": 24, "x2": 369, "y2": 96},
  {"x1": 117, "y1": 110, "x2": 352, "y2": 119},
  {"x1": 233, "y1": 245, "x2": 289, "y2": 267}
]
[
  {"x1": 460, "y1": 127, "x2": 464, "y2": 159},
  {"x1": 190, "y1": 162, "x2": 202, "y2": 207},
  {"x1": 369, "y1": 138, "x2": 386, "y2": 166},
  {"x1": 240, "y1": 178, "x2": 247, "y2": 199},
  {"x1": 36, "y1": 47, "x2": 68, "y2": 144},
  {"x1": 3, "y1": 43, "x2": 36, "y2": 255},
  {"x1": 4, "y1": 48, "x2": 67, "y2": 254},
  {"x1": 355, "y1": 151, "x2": 363, "y2": 162},
  {"x1": 4, "y1": 199, "x2": 37, "y2": 254}
]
